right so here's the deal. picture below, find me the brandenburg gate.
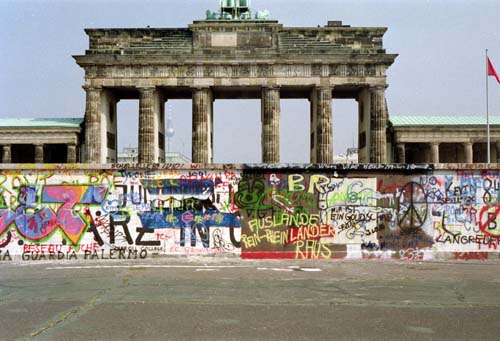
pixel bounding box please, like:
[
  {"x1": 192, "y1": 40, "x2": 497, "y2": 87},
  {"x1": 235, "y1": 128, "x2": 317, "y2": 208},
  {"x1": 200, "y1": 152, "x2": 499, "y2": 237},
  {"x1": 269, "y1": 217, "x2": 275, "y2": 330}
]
[{"x1": 74, "y1": 5, "x2": 396, "y2": 164}]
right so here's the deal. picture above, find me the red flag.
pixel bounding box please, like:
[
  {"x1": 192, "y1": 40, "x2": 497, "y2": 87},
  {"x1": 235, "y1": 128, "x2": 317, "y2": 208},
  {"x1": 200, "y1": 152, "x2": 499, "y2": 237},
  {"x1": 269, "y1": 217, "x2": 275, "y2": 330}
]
[{"x1": 488, "y1": 57, "x2": 500, "y2": 84}]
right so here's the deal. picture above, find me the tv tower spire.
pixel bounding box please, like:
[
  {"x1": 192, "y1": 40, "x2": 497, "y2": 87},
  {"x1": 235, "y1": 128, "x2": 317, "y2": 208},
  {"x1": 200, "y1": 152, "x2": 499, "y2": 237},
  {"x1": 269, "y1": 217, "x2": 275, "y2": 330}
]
[{"x1": 165, "y1": 104, "x2": 175, "y2": 153}]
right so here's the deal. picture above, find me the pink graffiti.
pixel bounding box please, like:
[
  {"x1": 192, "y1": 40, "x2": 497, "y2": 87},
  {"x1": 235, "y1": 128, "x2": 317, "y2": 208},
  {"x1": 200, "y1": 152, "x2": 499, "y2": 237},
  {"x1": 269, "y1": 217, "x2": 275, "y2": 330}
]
[{"x1": 0, "y1": 185, "x2": 107, "y2": 245}]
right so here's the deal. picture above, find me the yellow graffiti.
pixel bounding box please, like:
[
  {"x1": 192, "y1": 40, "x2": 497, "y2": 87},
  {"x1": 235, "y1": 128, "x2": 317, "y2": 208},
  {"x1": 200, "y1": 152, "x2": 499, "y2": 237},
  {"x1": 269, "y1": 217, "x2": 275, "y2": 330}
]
[{"x1": 248, "y1": 213, "x2": 321, "y2": 232}]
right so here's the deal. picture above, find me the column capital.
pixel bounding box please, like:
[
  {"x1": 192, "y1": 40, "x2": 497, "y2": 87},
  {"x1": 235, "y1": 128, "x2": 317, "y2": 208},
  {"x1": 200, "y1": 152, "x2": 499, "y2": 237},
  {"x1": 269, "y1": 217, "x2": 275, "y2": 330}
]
[
  {"x1": 82, "y1": 85, "x2": 102, "y2": 92},
  {"x1": 315, "y1": 85, "x2": 333, "y2": 91},
  {"x1": 310, "y1": 86, "x2": 333, "y2": 100},
  {"x1": 262, "y1": 85, "x2": 281, "y2": 91},
  {"x1": 191, "y1": 86, "x2": 212, "y2": 92},
  {"x1": 368, "y1": 84, "x2": 388, "y2": 91},
  {"x1": 137, "y1": 86, "x2": 156, "y2": 93}
]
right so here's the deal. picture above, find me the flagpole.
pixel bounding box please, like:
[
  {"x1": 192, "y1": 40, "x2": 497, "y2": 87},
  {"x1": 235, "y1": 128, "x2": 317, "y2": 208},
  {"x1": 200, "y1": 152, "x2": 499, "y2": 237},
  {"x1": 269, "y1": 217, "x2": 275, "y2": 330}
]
[{"x1": 486, "y1": 49, "x2": 491, "y2": 163}]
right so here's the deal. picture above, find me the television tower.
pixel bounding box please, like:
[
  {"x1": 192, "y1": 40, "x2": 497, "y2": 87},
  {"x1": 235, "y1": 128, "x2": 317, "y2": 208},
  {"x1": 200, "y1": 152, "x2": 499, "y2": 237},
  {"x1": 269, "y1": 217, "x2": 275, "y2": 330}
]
[{"x1": 165, "y1": 104, "x2": 175, "y2": 153}]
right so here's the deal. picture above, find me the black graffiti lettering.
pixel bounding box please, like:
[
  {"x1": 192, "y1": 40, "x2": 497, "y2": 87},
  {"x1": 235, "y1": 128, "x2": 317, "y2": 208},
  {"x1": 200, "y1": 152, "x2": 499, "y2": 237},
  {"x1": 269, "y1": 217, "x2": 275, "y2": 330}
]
[
  {"x1": 135, "y1": 227, "x2": 161, "y2": 246},
  {"x1": 0, "y1": 250, "x2": 12, "y2": 261},
  {"x1": 48, "y1": 251, "x2": 64, "y2": 260},
  {"x1": 488, "y1": 213, "x2": 498, "y2": 230},
  {"x1": 118, "y1": 248, "x2": 126, "y2": 259},
  {"x1": 483, "y1": 179, "x2": 492, "y2": 203},
  {"x1": 116, "y1": 184, "x2": 148, "y2": 207},
  {"x1": 229, "y1": 226, "x2": 241, "y2": 248},
  {"x1": 483, "y1": 191, "x2": 492, "y2": 204},
  {"x1": 87, "y1": 220, "x2": 104, "y2": 246},
  {"x1": 0, "y1": 231, "x2": 11, "y2": 248},
  {"x1": 109, "y1": 211, "x2": 133, "y2": 245}
]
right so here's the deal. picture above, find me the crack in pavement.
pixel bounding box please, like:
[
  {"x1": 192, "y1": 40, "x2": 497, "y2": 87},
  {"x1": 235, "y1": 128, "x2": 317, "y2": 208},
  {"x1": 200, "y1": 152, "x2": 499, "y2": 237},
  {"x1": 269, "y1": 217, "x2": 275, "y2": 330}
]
[
  {"x1": 22, "y1": 288, "x2": 111, "y2": 341},
  {"x1": 23, "y1": 271, "x2": 133, "y2": 340}
]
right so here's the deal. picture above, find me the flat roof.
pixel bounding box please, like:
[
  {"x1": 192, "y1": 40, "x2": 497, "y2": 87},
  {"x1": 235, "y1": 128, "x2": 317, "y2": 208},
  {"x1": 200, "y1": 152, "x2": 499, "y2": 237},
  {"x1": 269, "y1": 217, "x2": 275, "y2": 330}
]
[
  {"x1": 390, "y1": 115, "x2": 500, "y2": 127},
  {"x1": 0, "y1": 118, "x2": 83, "y2": 128}
]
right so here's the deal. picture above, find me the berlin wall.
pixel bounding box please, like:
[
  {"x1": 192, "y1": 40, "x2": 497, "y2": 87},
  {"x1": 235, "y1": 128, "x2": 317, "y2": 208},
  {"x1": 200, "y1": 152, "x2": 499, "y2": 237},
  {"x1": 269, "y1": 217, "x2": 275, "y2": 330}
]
[{"x1": 0, "y1": 163, "x2": 499, "y2": 262}]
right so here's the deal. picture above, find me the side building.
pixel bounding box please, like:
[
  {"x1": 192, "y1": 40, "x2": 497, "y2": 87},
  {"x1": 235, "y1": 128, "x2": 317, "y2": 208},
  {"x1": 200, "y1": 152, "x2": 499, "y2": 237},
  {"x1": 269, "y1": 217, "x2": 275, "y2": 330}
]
[
  {"x1": 0, "y1": 116, "x2": 498, "y2": 164},
  {"x1": 0, "y1": 118, "x2": 82, "y2": 163},
  {"x1": 391, "y1": 116, "x2": 500, "y2": 163}
]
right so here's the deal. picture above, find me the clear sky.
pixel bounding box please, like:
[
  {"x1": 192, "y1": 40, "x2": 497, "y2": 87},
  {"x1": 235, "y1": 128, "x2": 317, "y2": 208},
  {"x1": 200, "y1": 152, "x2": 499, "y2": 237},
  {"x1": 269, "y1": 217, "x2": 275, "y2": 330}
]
[{"x1": 1, "y1": 0, "x2": 499, "y2": 163}]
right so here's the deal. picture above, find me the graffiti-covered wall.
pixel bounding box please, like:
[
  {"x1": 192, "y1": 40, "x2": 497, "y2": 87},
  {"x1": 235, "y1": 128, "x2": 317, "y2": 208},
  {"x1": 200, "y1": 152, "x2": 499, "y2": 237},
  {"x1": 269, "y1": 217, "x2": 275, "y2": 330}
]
[{"x1": 0, "y1": 164, "x2": 499, "y2": 261}]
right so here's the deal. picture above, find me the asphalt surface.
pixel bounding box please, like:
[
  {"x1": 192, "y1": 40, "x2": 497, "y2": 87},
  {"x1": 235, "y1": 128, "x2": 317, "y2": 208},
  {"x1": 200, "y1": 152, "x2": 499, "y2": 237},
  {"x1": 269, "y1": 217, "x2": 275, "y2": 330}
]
[{"x1": 1, "y1": 257, "x2": 500, "y2": 340}]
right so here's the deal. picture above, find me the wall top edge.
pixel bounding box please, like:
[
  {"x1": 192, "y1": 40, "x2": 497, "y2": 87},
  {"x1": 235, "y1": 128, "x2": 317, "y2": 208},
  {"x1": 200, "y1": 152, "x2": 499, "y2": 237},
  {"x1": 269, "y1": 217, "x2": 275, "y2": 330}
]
[
  {"x1": 0, "y1": 163, "x2": 498, "y2": 172},
  {"x1": 73, "y1": 58, "x2": 397, "y2": 67},
  {"x1": 83, "y1": 25, "x2": 388, "y2": 34}
]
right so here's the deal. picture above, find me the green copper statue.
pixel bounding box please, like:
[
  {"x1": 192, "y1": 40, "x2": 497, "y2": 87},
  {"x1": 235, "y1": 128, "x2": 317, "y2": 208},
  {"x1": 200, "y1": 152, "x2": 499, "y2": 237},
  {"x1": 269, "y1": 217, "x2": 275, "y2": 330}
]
[{"x1": 206, "y1": 0, "x2": 270, "y2": 20}]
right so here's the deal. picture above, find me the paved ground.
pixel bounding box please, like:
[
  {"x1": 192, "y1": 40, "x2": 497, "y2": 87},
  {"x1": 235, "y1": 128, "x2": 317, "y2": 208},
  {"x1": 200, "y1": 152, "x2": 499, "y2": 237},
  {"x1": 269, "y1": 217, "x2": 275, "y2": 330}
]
[{"x1": 1, "y1": 257, "x2": 500, "y2": 340}]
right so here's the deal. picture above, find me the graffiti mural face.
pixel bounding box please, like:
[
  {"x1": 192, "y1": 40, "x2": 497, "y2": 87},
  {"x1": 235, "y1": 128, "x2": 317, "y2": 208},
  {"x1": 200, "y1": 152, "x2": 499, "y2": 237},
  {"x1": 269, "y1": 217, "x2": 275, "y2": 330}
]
[{"x1": 0, "y1": 167, "x2": 499, "y2": 261}]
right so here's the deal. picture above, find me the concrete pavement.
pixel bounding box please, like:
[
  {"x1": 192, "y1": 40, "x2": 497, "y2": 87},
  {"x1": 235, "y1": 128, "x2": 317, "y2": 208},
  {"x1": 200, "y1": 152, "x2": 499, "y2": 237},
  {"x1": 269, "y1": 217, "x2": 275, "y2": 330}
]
[{"x1": 1, "y1": 258, "x2": 500, "y2": 340}]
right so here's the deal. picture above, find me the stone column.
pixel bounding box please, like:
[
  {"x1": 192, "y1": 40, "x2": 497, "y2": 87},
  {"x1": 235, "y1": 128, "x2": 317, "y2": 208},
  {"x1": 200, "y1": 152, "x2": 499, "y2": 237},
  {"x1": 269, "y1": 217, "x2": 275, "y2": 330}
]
[
  {"x1": 309, "y1": 95, "x2": 316, "y2": 163},
  {"x1": 369, "y1": 86, "x2": 388, "y2": 163},
  {"x1": 83, "y1": 86, "x2": 102, "y2": 163},
  {"x1": 106, "y1": 95, "x2": 120, "y2": 163},
  {"x1": 310, "y1": 87, "x2": 333, "y2": 163},
  {"x1": 2, "y1": 145, "x2": 11, "y2": 163},
  {"x1": 396, "y1": 143, "x2": 405, "y2": 163},
  {"x1": 210, "y1": 98, "x2": 214, "y2": 161},
  {"x1": 138, "y1": 87, "x2": 156, "y2": 163},
  {"x1": 157, "y1": 98, "x2": 166, "y2": 162},
  {"x1": 34, "y1": 144, "x2": 44, "y2": 163},
  {"x1": 315, "y1": 87, "x2": 333, "y2": 163},
  {"x1": 192, "y1": 88, "x2": 213, "y2": 163},
  {"x1": 261, "y1": 86, "x2": 280, "y2": 163},
  {"x1": 496, "y1": 141, "x2": 500, "y2": 163},
  {"x1": 67, "y1": 144, "x2": 77, "y2": 163},
  {"x1": 464, "y1": 142, "x2": 473, "y2": 163},
  {"x1": 430, "y1": 142, "x2": 440, "y2": 164}
]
